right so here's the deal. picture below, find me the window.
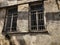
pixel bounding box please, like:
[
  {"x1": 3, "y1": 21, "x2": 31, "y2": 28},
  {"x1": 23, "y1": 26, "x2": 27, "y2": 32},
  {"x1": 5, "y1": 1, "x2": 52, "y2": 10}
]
[
  {"x1": 29, "y1": 1, "x2": 46, "y2": 32},
  {"x1": 3, "y1": 6, "x2": 18, "y2": 32}
]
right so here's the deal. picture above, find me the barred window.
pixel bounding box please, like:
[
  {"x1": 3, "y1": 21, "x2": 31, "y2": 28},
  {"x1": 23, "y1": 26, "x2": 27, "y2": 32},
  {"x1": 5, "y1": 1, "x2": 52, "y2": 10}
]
[
  {"x1": 29, "y1": 1, "x2": 46, "y2": 32},
  {"x1": 3, "y1": 6, "x2": 18, "y2": 32}
]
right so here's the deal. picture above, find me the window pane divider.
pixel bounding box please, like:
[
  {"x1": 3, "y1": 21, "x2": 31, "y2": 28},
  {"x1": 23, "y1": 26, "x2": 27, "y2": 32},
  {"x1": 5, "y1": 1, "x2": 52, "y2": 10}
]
[
  {"x1": 36, "y1": 11, "x2": 38, "y2": 31},
  {"x1": 29, "y1": 11, "x2": 32, "y2": 30},
  {"x1": 10, "y1": 14, "x2": 13, "y2": 32}
]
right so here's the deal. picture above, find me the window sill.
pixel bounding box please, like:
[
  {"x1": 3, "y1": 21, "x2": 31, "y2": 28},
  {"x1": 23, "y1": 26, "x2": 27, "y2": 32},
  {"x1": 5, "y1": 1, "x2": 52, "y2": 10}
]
[
  {"x1": 29, "y1": 30, "x2": 49, "y2": 34},
  {"x1": 2, "y1": 30, "x2": 49, "y2": 36}
]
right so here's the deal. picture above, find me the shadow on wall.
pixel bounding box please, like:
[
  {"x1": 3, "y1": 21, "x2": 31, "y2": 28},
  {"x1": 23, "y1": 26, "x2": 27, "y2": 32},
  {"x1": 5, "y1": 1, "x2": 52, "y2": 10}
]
[
  {"x1": 18, "y1": 11, "x2": 28, "y2": 20},
  {"x1": 5, "y1": 34, "x2": 26, "y2": 45},
  {"x1": 17, "y1": 36, "x2": 26, "y2": 45},
  {"x1": 46, "y1": 12, "x2": 60, "y2": 21},
  {"x1": 19, "y1": 39, "x2": 26, "y2": 45},
  {"x1": 51, "y1": 42, "x2": 60, "y2": 45},
  {"x1": 17, "y1": 11, "x2": 60, "y2": 21}
]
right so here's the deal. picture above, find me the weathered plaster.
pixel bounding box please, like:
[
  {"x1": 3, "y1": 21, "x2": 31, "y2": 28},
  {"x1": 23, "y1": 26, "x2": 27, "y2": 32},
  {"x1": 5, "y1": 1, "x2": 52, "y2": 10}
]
[
  {"x1": 0, "y1": 8, "x2": 6, "y2": 34},
  {"x1": 0, "y1": 0, "x2": 60, "y2": 45}
]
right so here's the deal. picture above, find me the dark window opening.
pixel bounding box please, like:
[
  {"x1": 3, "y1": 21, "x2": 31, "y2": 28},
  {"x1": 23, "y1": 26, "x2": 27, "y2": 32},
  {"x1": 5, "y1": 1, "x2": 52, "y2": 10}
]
[
  {"x1": 29, "y1": 1, "x2": 46, "y2": 32},
  {"x1": 3, "y1": 6, "x2": 18, "y2": 32}
]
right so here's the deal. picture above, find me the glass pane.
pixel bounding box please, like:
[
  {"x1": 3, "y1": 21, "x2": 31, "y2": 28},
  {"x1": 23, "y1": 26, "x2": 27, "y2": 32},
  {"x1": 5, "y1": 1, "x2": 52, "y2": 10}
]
[
  {"x1": 6, "y1": 27, "x2": 10, "y2": 32},
  {"x1": 38, "y1": 20, "x2": 44, "y2": 25},
  {"x1": 8, "y1": 8, "x2": 17, "y2": 14},
  {"x1": 12, "y1": 14, "x2": 17, "y2": 31},
  {"x1": 31, "y1": 11, "x2": 36, "y2": 20},
  {"x1": 6, "y1": 15, "x2": 12, "y2": 31},
  {"x1": 38, "y1": 16, "x2": 45, "y2": 30},
  {"x1": 31, "y1": 26, "x2": 37, "y2": 30},
  {"x1": 31, "y1": 11, "x2": 36, "y2": 26},
  {"x1": 31, "y1": 11, "x2": 37, "y2": 30},
  {"x1": 31, "y1": 21, "x2": 37, "y2": 26},
  {"x1": 38, "y1": 25, "x2": 45, "y2": 30},
  {"x1": 38, "y1": 13, "x2": 44, "y2": 19}
]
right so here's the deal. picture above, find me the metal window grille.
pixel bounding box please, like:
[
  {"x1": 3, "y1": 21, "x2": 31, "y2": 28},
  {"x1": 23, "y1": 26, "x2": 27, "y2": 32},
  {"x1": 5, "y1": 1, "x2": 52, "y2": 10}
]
[
  {"x1": 4, "y1": 13, "x2": 17, "y2": 32},
  {"x1": 29, "y1": 1, "x2": 46, "y2": 32},
  {"x1": 3, "y1": 7, "x2": 17, "y2": 32}
]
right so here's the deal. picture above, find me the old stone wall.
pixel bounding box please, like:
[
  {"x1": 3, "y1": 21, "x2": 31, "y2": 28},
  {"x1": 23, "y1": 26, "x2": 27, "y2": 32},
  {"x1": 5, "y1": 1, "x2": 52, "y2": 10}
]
[
  {"x1": 17, "y1": 4, "x2": 29, "y2": 32},
  {"x1": 45, "y1": 0, "x2": 60, "y2": 44},
  {"x1": 0, "y1": 0, "x2": 38, "y2": 7},
  {"x1": 0, "y1": 0, "x2": 60, "y2": 45},
  {"x1": 0, "y1": 8, "x2": 6, "y2": 33}
]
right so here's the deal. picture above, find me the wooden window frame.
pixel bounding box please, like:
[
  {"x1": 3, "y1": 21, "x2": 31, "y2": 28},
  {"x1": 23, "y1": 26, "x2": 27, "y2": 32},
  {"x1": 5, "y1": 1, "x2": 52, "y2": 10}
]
[
  {"x1": 3, "y1": 6, "x2": 18, "y2": 32},
  {"x1": 29, "y1": 1, "x2": 47, "y2": 32}
]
